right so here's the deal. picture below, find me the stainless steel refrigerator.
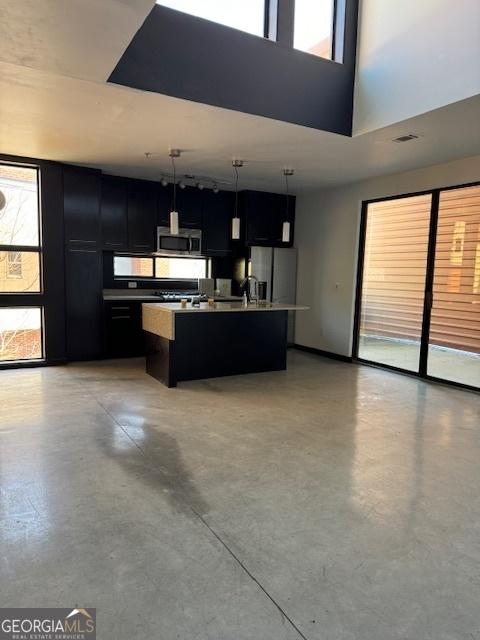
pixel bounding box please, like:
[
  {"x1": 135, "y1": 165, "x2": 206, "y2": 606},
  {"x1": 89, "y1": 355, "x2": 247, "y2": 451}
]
[{"x1": 250, "y1": 246, "x2": 298, "y2": 344}]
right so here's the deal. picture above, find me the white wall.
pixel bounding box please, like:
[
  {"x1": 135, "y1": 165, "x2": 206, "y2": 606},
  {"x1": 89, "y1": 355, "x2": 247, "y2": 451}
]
[
  {"x1": 294, "y1": 154, "x2": 480, "y2": 357},
  {"x1": 354, "y1": 0, "x2": 480, "y2": 134}
]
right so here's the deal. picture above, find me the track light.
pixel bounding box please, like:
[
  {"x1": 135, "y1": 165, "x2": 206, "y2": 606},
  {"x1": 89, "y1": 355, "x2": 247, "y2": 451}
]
[
  {"x1": 178, "y1": 181, "x2": 186, "y2": 190},
  {"x1": 197, "y1": 182, "x2": 204, "y2": 191},
  {"x1": 212, "y1": 184, "x2": 219, "y2": 194},
  {"x1": 161, "y1": 177, "x2": 168, "y2": 187}
]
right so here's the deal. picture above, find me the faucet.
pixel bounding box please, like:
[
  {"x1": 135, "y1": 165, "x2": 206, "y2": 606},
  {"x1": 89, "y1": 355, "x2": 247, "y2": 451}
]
[{"x1": 240, "y1": 275, "x2": 259, "y2": 304}]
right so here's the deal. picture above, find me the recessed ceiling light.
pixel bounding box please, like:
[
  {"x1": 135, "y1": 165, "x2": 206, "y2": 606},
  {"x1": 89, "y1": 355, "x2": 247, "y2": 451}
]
[{"x1": 392, "y1": 134, "x2": 420, "y2": 143}]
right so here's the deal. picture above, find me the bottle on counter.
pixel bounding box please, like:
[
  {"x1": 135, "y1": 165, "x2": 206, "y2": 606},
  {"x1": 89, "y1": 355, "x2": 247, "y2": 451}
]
[{"x1": 243, "y1": 292, "x2": 248, "y2": 307}]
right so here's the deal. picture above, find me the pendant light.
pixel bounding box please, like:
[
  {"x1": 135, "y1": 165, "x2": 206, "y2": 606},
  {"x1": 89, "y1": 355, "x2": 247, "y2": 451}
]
[
  {"x1": 169, "y1": 149, "x2": 181, "y2": 235},
  {"x1": 282, "y1": 168, "x2": 294, "y2": 243},
  {"x1": 231, "y1": 159, "x2": 243, "y2": 240}
]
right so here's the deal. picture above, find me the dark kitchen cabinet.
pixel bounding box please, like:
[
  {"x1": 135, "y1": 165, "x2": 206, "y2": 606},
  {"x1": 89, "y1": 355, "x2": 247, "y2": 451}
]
[
  {"x1": 127, "y1": 179, "x2": 157, "y2": 252},
  {"x1": 63, "y1": 166, "x2": 103, "y2": 361},
  {"x1": 241, "y1": 190, "x2": 295, "y2": 247},
  {"x1": 175, "y1": 185, "x2": 203, "y2": 228},
  {"x1": 104, "y1": 301, "x2": 145, "y2": 358},
  {"x1": 101, "y1": 176, "x2": 128, "y2": 250},
  {"x1": 64, "y1": 166, "x2": 101, "y2": 246},
  {"x1": 157, "y1": 182, "x2": 173, "y2": 227},
  {"x1": 202, "y1": 190, "x2": 234, "y2": 256},
  {"x1": 65, "y1": 248, "x2": 103, "y2": 360}
]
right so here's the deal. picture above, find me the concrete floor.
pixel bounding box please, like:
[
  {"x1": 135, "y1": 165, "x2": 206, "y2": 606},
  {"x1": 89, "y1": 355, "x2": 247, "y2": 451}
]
[
  {"x1": 359, "y1": 336, "x2": 480, "y2": 388},
  {"x1": 1, "y1": 352, "x2": 480, "y2": 639}
]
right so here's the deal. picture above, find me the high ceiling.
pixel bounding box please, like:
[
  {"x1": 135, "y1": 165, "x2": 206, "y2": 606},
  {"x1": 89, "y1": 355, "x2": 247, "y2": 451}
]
[{"x1": 1, "y1": 0, "x2": 479, "y2": 193}]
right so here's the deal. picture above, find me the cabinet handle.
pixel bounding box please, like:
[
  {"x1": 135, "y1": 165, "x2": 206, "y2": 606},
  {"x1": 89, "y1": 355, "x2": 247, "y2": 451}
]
[
  {"x1": 69, "y1": 239, "x2": 96, "y2": 244},
  {"x1": 111, "y1": 306, "x2": 130, "y2": 310},
  {"x1": 105, "y1": 242, "x2": 123, "y2": 247},
  {"x1": 111, "y1": 315, "x2": 131, "y2": 320}
]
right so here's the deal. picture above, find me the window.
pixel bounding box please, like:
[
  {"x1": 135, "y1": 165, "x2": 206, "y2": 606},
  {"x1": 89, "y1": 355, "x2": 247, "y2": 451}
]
[
  {"x1": 0, "y1": 164, "x2": 41, "y2": 293},
  {"x1": 114, "y1": 255, "x2": 207, "y2": 280},
  {"x1": 293, "y1": 0, "x2": 335, "y2": 60},
  {"x1": 0, "y1": 307, "x2": 43, "y2": 362},
  {"x1": 155, "y1": 0, "x2": 266, "y2": 37},
  {"x1": 0, "y1": 163, "x2": 44, "y2": 363},
  {"x1": 155, "y1": 257, "x2": 207, "y2": 279},
  {"x1": 114, "y1": 256, "x2": 154, "y2": 278}
]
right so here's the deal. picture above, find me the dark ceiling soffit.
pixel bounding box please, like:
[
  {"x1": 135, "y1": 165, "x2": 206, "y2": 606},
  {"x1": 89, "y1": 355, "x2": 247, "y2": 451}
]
[{"x1": 108, "y1": 1, "x2": 358, "y2": 136}]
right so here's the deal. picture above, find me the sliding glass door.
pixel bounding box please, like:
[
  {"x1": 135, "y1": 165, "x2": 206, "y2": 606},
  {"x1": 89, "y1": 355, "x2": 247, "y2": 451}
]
[
  {"x1": 355, "y1": 182, "x2": 479, "y2": 391},
  {"x1": 427, "y1": 185, "x2": 480, "y2": 388},
  {"x1": 357, "y1": 194, "x2": 431, "y2": 373}
]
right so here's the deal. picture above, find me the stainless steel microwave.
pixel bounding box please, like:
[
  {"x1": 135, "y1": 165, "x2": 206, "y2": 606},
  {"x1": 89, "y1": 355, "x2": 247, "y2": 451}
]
[{"x1": 156, "y1": 227, "x2": 202, "y2": 256}]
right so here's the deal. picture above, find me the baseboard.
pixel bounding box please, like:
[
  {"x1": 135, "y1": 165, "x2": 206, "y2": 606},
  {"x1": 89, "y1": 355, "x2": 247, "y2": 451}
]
[{"x1": 293, "y1": 344, "x2": 353, "y2": 363}]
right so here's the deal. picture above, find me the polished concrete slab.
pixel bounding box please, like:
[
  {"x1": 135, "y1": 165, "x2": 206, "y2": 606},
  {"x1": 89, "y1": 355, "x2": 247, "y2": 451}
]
[{"x1": 0, "y1": 352, "x2": 479, "y2": 639}]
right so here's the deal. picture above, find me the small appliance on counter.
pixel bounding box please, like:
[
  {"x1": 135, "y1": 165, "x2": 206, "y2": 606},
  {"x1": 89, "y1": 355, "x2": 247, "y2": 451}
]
[
  {"x1": 216, "y1": 278, "x2": 232, "y2": 297},
  {"x1": 198, "y1": 278, "x2": 215, "y2": 298}
]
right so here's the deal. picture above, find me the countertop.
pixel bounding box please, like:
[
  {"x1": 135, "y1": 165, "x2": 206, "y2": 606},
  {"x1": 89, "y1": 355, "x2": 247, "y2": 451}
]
[
  {"x1": 142, "y1": 302, "x2": 308, "y2": 340},
  {"x1": 143, "y1": 301, "x2": 308, "y2": 314}
]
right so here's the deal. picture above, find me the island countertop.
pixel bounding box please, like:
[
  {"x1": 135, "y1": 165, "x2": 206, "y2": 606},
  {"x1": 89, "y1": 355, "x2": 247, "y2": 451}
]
[{"x1": 142, "y1": 301, "x2": 308, "y2": 340}]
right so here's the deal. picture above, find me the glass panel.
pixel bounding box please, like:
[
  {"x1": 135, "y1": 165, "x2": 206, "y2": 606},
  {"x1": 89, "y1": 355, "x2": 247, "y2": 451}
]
[
  {"x1": 293, "y1": 0, "x2": 334, "y2": 60},
  {"x1": 114, "y1": 256, "x2": 154, "y2": 278},
  {"x1": 156, "y1": 0, "x2": 265, "y2": 36},
  {"x1": 155, "y1": 257, "x2": 207, "y2": 279},
  {"x1": 427, "y1": 185, "x2": 480, "y2": 388},
  {"x1": 0, "y1": 307, "x2": 43, "y2": 361},
  {"x1": 358, "y1": 195, "x2": 432, "y2": 372},
  {"x1": 0, "y1": 251, "x2": 41, "y2": 293},
  {"x1": 0, "y1": 165, "x2": 39, "y2": 246}
]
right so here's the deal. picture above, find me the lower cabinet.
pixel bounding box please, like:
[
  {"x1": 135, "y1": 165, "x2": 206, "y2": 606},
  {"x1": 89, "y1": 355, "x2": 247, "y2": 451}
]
[{"x1": 104, "y1": 301, "x2": 146, "y2": 358}]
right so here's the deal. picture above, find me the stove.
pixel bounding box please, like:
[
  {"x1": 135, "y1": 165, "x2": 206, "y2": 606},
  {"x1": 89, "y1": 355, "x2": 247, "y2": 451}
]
[{"x1": 154, "y1": 290, "x2": 207, "y2": 302}]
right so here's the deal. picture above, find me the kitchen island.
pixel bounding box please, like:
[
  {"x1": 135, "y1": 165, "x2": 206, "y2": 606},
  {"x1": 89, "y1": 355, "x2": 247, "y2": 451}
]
[{"x1": 142, "y1": 302, "x2": 308, "y2": 387}]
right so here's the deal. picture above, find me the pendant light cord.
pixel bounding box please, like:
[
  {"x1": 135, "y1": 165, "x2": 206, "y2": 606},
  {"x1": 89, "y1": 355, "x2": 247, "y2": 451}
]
[
  {"x1": 234, "y1": 164, "x2": 239, "y2": 218},
  {"x1": 285, "y1": 172, "x2": 289, "y2": 218},
  {"x1": 171, "y1": 156, "x2": 177, "y2": 211}
]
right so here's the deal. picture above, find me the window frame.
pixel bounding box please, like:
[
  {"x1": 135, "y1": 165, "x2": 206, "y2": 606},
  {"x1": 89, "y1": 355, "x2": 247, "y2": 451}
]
[
  {"x1": 0, "y1": 162, "x2": 43, "y2": 296},
  {"x1": 155, "y1": 0, "x2": 344, "y2": 64},
  {"x1": 113, "y1": 254, "x2": 208, "y2": 281},
  {"x1": 352, "y1": 178, "x2": 480, "y2": 394},
  {"x1": 0, "y1": 161, "x2": 45, "y2": 364}
]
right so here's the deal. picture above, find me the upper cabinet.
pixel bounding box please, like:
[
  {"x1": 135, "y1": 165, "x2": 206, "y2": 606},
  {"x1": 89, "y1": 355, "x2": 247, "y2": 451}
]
[
  {"x1": 202, "y1": 190, "x2": 234, "y2": 256},
  {"x1": 127, "y1": 179, "x2": 158, "y2": 252},
  {"x1": 175, "y1": 185, "x2": 203, "y2": 228},
  {"x1": 157, "y1": 183, "x2": 202, "y2": 229},
  {"x1": 241, "y1": 191, "x2": 295, "y2": 247},
  {"x1": 64, "y1": 166, "x2": 101, "y2": 245},
  {"x1": 157, "y1": 182, "x2": 173, "y2": 227},
  {"x1": 101, "y1": 175, "x2": 128, "y2": 250},
  {"x1": 99, "y1": 175, "x2": 295, "y2": 254}
]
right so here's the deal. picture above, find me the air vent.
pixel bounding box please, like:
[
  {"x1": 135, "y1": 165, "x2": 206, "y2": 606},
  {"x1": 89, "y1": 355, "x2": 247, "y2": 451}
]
[{"x1": 392, "y1": 134, "x2": 420, "y2": 143}]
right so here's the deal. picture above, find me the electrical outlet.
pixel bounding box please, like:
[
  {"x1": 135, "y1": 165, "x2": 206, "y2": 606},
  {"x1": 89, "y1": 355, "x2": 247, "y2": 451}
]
[{"x1": 128, "y1": 282, "x2": 137, "y2": 289}]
